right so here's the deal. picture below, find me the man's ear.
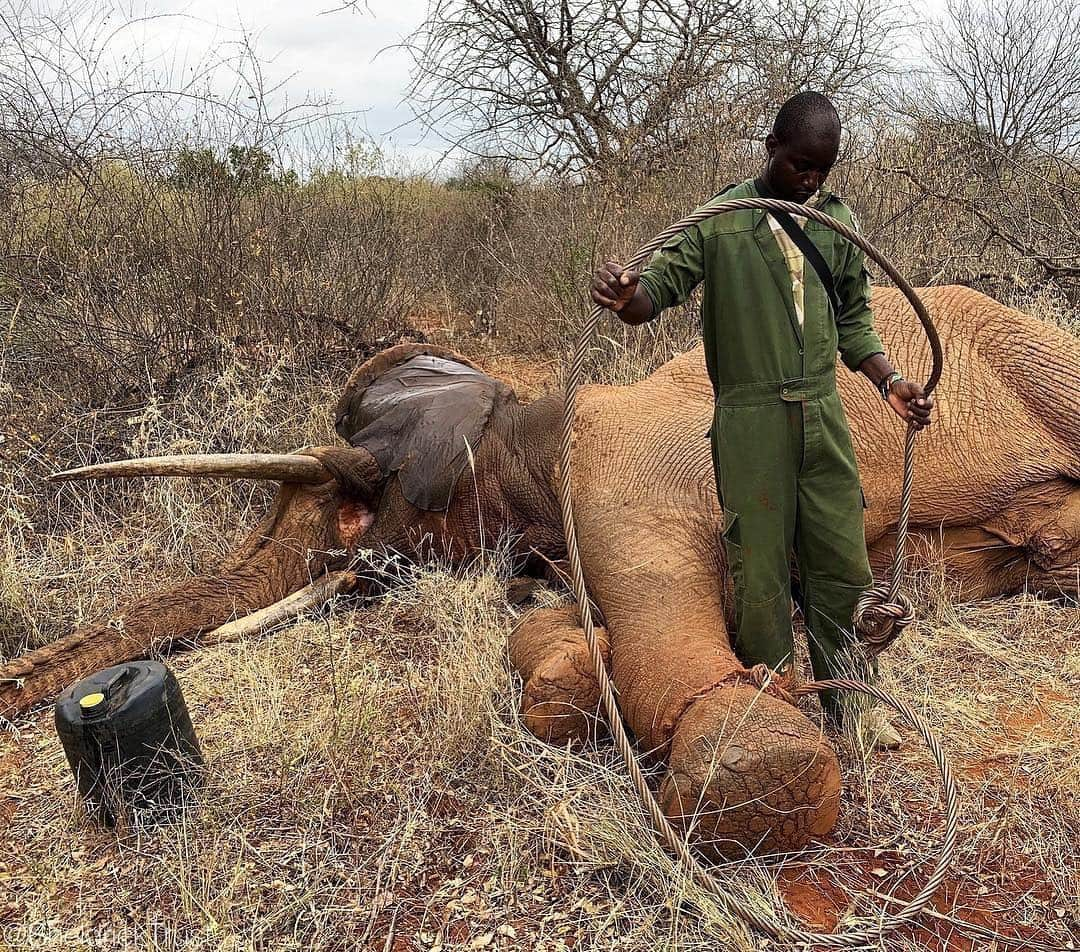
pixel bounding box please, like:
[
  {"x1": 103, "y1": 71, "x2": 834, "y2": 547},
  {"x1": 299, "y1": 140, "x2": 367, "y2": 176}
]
[
  {"x1": 765, "y1": 132, "x2": 778, "y2": 157},
  {"x1": 334, "y1": 344, "x2": 517, "y2": 512}
]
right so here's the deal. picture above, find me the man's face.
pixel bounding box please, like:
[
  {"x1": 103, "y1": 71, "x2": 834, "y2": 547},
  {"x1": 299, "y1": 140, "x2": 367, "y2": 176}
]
[{"x1": 764, "y1": 131, "x2": 840, "y2": 203}]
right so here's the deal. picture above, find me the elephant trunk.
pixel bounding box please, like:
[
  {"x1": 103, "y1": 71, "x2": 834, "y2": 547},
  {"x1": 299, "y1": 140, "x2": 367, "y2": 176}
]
[
  {"x1": 8, "y1": 446, "x2": 382, "y2": 720},
  {"x1": 0, "y1": 563, "x2": 312, "y2": 720}
]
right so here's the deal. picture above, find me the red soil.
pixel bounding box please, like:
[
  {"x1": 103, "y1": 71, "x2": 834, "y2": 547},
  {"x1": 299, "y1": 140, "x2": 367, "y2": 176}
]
[
  {"x1": 775, "y1": 849, "x2": 1059, "y2": 950},
  {"x1": 963, "y1": 688, "x2": 1072, "y2": 784}
]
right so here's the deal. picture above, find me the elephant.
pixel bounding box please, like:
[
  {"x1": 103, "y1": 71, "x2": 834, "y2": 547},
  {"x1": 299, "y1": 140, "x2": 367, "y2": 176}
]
[{"x1": 3, "y1": 285, "x2": 1077, "y2": 859}]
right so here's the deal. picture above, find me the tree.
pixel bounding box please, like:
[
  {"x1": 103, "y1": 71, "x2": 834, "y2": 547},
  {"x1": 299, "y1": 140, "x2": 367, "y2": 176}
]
[
  {"x1": 747, "y1": 0, "x2": 904, "y2": 115},
  {"x1": 883, "y1": 0, "x2": 1080, "y2": 291},
  {"x1": 167, "y1": 145, "x2": 296, "y2": 191},
  {"x1": 927, "y1": 0, "x2": 1080, "y2": 154},
  {"x1": 405, "y1": 0, "x2": 753, "y2": 177},
  {"x1": 404, "y1": 0, "x2": 905, "y2": 178},
  {"x1": 168, "y1": 148, "x2": 230, "y2": 188},
  {"x1": 0, "y1": 0, "x2": 333, "y2": 187}
]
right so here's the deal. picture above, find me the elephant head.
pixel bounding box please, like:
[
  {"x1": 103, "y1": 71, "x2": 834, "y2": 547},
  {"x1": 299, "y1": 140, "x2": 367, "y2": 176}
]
[{"x1": 1, "y1": 344, "x2": 565, "y2": 720}]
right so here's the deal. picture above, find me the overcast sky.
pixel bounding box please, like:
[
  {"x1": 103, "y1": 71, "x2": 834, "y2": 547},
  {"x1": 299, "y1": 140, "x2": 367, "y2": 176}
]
[
  {"x1": 118, "y1": 0, "x2": 948, "y2": 173},
  {"x1": 125, "y1": 0, "x2": 440, "y2": 169}
]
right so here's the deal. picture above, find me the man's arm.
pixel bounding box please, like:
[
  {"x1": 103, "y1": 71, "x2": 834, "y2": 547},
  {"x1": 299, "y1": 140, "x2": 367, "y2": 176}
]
[
  {"x1": 835, "y1": 219, "x2": 933, "y2": 429},
  {"x1": 590, "y1": 225, "x2": 705, "y2": 324}
]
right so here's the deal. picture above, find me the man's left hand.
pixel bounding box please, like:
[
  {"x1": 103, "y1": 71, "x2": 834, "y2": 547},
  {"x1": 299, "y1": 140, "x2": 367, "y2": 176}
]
[{"x1": 887, "y1": 380, "x2": 933, "y2": 429}]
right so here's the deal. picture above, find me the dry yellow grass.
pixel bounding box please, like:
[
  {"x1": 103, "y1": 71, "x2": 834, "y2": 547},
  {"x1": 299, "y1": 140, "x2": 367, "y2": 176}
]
[
  {"x1": 1, "y1": 557, "x2": 1076, "y2": 950},
  {"x1": 0, "y1": 325, "x2": 1077, "y2": 951}
]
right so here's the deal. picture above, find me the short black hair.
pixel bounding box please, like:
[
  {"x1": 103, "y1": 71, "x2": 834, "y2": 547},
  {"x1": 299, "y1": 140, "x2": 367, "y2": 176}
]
[{"x1": 772, "y1": 92, "x2": 841, "y2": 144}]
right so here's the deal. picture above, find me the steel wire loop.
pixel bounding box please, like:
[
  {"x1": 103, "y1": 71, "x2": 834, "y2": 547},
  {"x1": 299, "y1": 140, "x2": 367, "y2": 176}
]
[{"x1": 558, "y1": 197, "x2": 954, "y2": 947}]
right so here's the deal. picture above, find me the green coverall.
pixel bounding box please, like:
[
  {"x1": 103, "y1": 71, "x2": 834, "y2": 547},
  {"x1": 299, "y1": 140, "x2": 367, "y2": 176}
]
[{"x1": 637, "y1": 178, "x2": 884, "y2": 716}]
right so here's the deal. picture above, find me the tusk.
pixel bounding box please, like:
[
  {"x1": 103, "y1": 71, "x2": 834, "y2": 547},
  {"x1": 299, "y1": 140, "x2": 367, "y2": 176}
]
[
  {"x1": 49, "y1": 453, "x2": 332, "y2": 485},
  {"x1": 199, "y1": 571, "x2": 358, "y2": 647}
]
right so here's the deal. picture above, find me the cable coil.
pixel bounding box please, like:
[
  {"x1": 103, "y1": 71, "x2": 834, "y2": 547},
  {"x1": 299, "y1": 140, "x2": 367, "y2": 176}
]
[{"x1": 558, "y1": 196, "x2": 954, "y2": 946}]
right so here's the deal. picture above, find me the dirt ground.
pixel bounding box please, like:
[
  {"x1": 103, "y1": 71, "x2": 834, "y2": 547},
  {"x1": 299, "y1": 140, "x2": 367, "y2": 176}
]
[
  {"x1": 0, "y1": 574, "x2": 1076, "y2": 951},
  {"x1": 0, "y1": 352, "x2": 1077, "y2": 952}
]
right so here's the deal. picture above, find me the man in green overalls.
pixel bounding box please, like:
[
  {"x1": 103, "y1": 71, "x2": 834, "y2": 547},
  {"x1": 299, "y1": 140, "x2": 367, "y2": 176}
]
[{"x1": 590, "y1": 92, "x2": 933, "y2": 747}]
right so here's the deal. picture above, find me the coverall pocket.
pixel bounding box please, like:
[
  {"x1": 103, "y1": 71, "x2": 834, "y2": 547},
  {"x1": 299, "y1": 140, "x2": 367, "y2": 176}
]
[
  {"x1": 721, "y1": 507, "x2": 741, "y2": 546},
  {"x1": 720, "y1": 506, "x2": 744, "y2": 600},
  {"x1": 708, "y1": 408, "x2": 725, "y2": 493}
]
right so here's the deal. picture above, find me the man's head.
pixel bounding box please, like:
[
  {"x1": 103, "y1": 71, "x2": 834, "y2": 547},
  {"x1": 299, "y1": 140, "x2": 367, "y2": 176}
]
[{"x1": 763, "y1": 91, "x2": 841, "y2": 203}]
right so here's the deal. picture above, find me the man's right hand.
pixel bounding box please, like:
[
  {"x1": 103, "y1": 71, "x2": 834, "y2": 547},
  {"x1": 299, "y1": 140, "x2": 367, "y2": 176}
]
[{"x1": 590, "y1": 261, "x2": 640, "y2": 312}]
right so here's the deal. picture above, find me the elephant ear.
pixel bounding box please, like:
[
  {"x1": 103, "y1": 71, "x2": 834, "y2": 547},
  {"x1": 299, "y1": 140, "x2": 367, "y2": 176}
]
[{"x1": 333, "y1": 343, "x2": 516, "y2": 512}]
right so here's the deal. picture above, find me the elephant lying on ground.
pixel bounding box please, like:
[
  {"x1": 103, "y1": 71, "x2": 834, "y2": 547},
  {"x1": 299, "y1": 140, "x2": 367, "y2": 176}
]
[{"x1": 3, "y1": 286, "x2": 1078, "y2": 858}]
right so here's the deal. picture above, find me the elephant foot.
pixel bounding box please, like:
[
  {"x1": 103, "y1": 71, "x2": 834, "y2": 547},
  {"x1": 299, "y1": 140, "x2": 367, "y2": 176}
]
[
  {"x1": 659, "y1": 683, "x2": 841, "y2": 860},
  {"x1": 509, "y1": 605, "x2": 609, "y2": 747}
]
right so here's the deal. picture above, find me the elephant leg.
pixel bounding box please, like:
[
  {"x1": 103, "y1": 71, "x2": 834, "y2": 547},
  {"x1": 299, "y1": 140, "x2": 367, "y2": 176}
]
[
  {"x1": 660, "y1": 681, "x2": 841, "y2": 858},
  {"x1": 1016, "y1": 479, "x2": 1080, "y2": 598},
  {"x1": 509, "y1": 604, "x2": 608, "y2": 747},
  {"x1": 872, "y1": 478, "x2": 1080, "y2": 600},
  {"x1": 572, "y1": 504, "x2": 841, "y2": 859}
]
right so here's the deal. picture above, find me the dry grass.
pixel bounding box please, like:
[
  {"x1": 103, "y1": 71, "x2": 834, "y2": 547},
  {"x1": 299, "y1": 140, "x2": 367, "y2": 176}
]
[
  {"x1": 1, "y1": 335, "x2": 1077, "y2": 952},
  {"x1": 1, "y1": 552, "x2": 1076, "y2": 951}
]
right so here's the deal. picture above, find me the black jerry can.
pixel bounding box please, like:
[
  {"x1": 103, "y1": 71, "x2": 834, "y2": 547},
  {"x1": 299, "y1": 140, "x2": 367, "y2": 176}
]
[{"x1": 54, "y1": 661, "x2": 204, "y2": 826}]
